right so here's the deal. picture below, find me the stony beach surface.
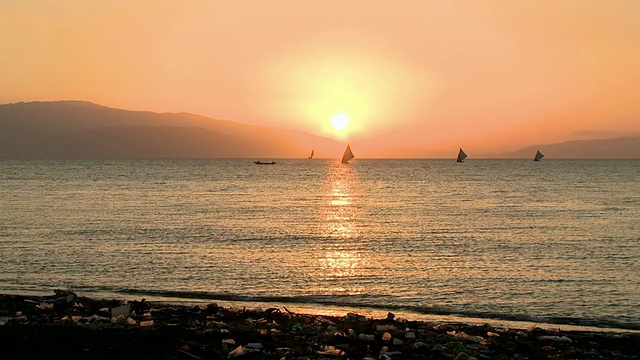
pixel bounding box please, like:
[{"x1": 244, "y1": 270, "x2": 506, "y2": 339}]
[{"x1": 1, "y1": 291, "x2": 638, "y2": 359}]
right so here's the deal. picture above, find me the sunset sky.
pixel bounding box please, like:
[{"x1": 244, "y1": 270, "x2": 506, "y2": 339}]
[{"x1": 1, "y1": 0, "x2": 639, "y2": 157}]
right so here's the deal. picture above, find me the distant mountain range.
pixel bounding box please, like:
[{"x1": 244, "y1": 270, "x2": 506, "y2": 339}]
[
  {"x1": 0, "y1": 101, "x2": 340, "y2": 159},
  {"x1": 498, "y1": 137, "x2": 640, "y2": 159},
  {"x1": 1, "y1": 101, "x2": 638, "y2": 158}
]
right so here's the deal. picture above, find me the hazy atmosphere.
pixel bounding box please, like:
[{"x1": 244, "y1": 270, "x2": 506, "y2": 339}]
[
  {"x1": 3, "y1": 2, "x2": 640, "y2": 357},
  {"x1": 1, "y1": 0, "x2": 639, "y2": 157}
]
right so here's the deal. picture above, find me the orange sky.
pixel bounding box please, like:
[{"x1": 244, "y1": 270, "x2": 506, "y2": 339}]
[{"x1": 1, "y1": 0, "x2": 639, "y2": 157}]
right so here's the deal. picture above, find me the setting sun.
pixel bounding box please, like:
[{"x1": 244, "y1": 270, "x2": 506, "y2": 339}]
[{"x1": 331, "y1": 114, "x2": 350, "y2": 131}]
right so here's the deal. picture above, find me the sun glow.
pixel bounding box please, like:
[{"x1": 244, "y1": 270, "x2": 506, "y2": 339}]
[{"x1": 331, "y1": 114, "x2": 350, "y2": 131}]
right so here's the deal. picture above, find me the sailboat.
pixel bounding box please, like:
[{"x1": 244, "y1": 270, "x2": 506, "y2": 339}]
[
  {"x1": 341, "y1": 145, "x2": 354, "y2": 164},
  {"x1": 308, "y1": 150, "x2": 314, "y2": 159},
  {"x1": 534, "y1": 150, "x2": 544, "y2": 161},
  {"x1": 456, "y1": 148, "x2": 467, "y2": 162}
]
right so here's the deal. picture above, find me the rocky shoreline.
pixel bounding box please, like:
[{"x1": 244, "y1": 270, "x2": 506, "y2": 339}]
[{"x1": 1, "y1": 291, "x2": 638, "y2": 359}]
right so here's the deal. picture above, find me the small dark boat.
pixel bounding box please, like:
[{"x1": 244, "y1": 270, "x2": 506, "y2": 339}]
[
  {"x1": 456, "y1": 148, "x2": 467, "y2": 162},
  {"x1": 254, "y1": 161, "x2": 276, "y2": 165},
  {"x1": 534, "y1": 150, "x2": 544, "y2": 161}
]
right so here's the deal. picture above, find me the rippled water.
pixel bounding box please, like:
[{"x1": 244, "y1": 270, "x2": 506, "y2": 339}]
[{"x1": 1, "y1": 159, "x2": 638, "y2": 329}]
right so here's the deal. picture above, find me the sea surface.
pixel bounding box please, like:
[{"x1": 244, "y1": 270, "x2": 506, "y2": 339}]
[{"x1": 1, "y1": 159, "x2": 639, "y2": 330}]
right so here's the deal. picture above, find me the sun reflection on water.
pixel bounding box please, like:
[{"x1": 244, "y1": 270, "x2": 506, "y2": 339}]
[
  {"x1": 314, "y1": 163, "x2": 370, "y2": 286},
  {"x1": 318, "y1": 250, "x2": 365, "y2": 278},
  {"x1": 324, "y1": 165, "x2": 358, "y2": 239},
  {"x1": 330, "y1": 181, "x2": 351, "y2": 206}
]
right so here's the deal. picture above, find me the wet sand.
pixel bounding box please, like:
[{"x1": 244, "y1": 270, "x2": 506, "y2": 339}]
[{"x1": 1, "y1": 291, "x2": 638, "y2": 359}]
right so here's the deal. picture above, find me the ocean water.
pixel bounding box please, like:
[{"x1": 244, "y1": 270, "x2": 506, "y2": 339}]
[{"x1": 1, "y1": 159, "x2": 639, "y2": 330}]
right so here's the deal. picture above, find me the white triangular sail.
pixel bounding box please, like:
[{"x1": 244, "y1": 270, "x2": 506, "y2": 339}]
[
  {"x1": 308, "y1": 150, "x2": 314, "y2": 159},
  {"x1": 341, "y1": 145, "x2": 354, "y2": 163},
  {"x1": 534, "y1": 150, "x2": 544, "y2": 161},
  {"x1": 456, "y1": 148, "x2": 467, "y2": 162}
]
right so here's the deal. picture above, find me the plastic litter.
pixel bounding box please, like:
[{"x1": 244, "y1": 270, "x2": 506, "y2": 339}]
[
  {"x1": 358, "y1": 334, "x2": 375, "y2": 341},
  {"x1": 376, "y1": 324, "x2": 395, "y2": 331},
  {"x1": 538, "y1": 335, "x2": 572, "y2": 343},
  {"x1": 111, "y1": 305, "x2": 131, "y2": 319}
]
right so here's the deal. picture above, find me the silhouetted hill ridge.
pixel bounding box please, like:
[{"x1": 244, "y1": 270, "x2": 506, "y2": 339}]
[
  {"x1": 0, "y1": 101, "x2": 339, "y2": 158},
  {"x1": 498, "y1": 137, "x2": 640, "y2": 159}
]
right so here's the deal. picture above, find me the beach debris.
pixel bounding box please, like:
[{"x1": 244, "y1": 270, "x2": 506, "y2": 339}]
[
  {"x1": 380, "y1": 346, "x2": 397, "y2": 356},
  {"x1": 42, "y1": 290, "x2": 77, "y2": 307},
  {"x1": 538, "y1": 335, "x2": 572, "y2": 343},
  {"x1": 382, "y1": 332, "x2": 392, "y2": 341},
  {"x1": 2, "y1": 292, "x2": 640, "y2": 360},
  {"x1": 358, "y1": 333, "x2": 375, "y2": 341},
  {"x1": 228, "y1": 345, "x2": 245, "y2": 357},
  {"x1": 111, "y1": 305, "x2": 131, "y2": 319},
  {"x1": 317, "y1": 345, "x2": 344, "y2": 357},
  {"x1": 376, "y1": 324, "x2": 395, "y2": 331},
  {"x1": 221, "y1": 339, "x2": 236, "y2": 352},
  {"x1": 35, "y1": 302, "x2": 54, "y2": 310},
  {"x1": 412, "y1": 341, "x2": 427, "y2": 349},
  {"x1": 452, "y1": 331, "x2": 484, "y2": 343}
]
